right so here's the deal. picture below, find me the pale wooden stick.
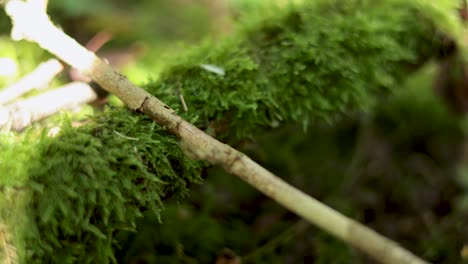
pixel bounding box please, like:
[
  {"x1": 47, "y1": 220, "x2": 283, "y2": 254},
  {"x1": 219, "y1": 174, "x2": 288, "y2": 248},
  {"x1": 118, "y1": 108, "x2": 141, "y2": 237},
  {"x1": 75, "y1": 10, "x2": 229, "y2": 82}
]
[
  {"x1": 3, "y1": 1, "x2": 430, "y2": 263},
  {"x1": 0, "y1": 82, "x2": 96, "y2": 131},
  {"x1": 0, "y1": 59, "x2": 63, "y2": 105},
  {"x1": 0, "y1": 222, "x2": 17, "y2": 264}
]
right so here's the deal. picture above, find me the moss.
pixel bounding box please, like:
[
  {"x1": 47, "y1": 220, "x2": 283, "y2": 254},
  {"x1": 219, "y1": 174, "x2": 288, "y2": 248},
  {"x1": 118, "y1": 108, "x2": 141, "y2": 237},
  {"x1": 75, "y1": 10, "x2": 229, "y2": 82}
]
[
  {"x1": 146, "y1": 0, "x2": 455, "y2": 142},
  {"x1": 0, "y1": 0, "x2": 464, "y2": 263},
  {"x1": 2, "y1": 111, "x2": 202, "y2": 263}
]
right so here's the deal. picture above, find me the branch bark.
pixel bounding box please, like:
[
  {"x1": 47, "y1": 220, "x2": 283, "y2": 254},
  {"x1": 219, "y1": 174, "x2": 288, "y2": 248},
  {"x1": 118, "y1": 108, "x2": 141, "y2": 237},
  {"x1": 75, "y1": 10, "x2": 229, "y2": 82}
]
[{"x1": 3, "y1": 1, "x2": 430, "y2": 263}]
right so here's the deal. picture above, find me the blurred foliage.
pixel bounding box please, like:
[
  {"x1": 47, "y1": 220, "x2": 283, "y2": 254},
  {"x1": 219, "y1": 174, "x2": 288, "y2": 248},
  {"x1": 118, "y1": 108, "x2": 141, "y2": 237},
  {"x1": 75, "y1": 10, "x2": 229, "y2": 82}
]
[
  {"x1": 1, "y1": 0, "x2": 467, "y2": 263},
  {"x1": 47, "y1": 0, "x2": 214, "y2": 43},
  {"x1": 0, "y1": 7, "x2": 11, "y2": 35},
  {"x1": 0, "y1": 37, "x2": 52, "y2": 88}
]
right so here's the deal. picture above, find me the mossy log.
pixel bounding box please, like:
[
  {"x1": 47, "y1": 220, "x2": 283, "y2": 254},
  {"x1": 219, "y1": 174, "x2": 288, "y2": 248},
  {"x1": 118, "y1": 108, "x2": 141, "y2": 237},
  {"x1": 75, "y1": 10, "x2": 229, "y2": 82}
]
[{"x1": 0, "y1": 0, "x2": 464, "y2": 263}]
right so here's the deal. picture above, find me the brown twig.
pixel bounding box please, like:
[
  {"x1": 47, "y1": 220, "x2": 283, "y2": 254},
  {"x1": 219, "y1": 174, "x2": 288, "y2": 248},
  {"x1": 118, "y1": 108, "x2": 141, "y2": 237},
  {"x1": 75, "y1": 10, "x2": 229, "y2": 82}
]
[{"x1": 3, "y1": 1, "x2": 431, "y2": 263}]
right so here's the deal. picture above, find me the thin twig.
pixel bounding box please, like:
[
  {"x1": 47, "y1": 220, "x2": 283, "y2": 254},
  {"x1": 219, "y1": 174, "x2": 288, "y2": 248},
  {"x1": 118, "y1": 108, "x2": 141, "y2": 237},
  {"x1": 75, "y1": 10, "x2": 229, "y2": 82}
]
[
  {"x1": 0, "y1": 59, "x2": 63, "y2": 105},
  {"x1": 179, "y1": 92, "x2": 188, "y2": 112},
  {"x1": 0, "y1": 82, "x2": 97, "y2": 131},
  {"x1": 242, "y1": 220, "x2": 309, "y2": 262},
  {"x1": 3, "y1": 1, "x2": 430, "y2": 263},
  {"x1": 113, "y1": 130, "x2": 140, "y2": 141}
]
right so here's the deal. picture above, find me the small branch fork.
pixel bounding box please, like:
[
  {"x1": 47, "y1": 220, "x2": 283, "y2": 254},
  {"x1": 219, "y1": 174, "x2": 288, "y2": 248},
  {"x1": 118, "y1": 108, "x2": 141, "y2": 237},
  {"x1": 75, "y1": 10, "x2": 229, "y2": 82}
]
[{"x1": 3, "y1": 1, "x2": 430, "y2": 263}]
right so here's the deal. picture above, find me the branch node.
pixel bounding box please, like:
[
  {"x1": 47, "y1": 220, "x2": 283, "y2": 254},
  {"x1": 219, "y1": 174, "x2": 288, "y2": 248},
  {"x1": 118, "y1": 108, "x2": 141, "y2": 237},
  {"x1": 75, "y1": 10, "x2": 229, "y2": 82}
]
[{"x1": 137, "y1": 96, "x2": 150, "y2": 113}]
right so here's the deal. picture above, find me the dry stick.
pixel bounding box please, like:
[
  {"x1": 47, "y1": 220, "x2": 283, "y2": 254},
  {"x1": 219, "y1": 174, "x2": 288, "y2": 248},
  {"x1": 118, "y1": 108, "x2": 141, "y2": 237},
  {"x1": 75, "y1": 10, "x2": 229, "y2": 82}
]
[
  {"x1": 0, "y1": 222, "x2": 17, "y2": 264},
  {"x1": 0, "y1": 59, "x2": 63, "y2": 105},
  {"x1": 0, "y1": 82, "x2": 97, "y2": 131},
  {"x1": 4, "y1": 1, "x2": 429, "y2": 264}
]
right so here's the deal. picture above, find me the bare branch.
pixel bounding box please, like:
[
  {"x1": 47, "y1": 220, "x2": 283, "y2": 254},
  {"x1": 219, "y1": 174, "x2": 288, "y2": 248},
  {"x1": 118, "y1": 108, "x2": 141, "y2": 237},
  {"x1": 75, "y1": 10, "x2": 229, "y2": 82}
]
[
  {"x1": 0, "y1": 82, "x2": 97, "y2": 131},
  {"x1": 3, "y1": 1, "x2": 431, "y2": 263},
  {"x1": 0, "y1": 59, "x2": 63, "y2": 105}
]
